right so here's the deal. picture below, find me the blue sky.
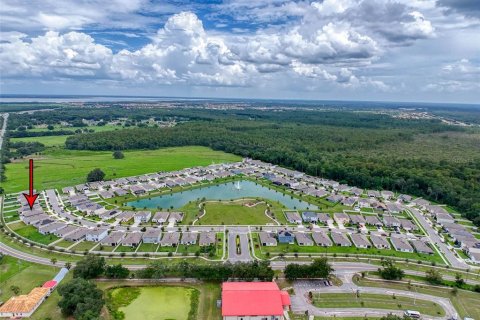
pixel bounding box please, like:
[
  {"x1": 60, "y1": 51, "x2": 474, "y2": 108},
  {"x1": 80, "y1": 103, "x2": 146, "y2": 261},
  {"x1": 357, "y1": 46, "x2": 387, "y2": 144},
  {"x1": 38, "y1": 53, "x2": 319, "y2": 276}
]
[{"x1": 0, "y1": 0, "x2": 479, "y2": 103}]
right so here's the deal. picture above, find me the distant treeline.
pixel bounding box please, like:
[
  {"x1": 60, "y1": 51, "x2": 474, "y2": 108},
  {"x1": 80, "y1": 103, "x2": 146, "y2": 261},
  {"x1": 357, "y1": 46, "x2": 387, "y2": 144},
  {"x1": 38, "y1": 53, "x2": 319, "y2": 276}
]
[
  {"x1": 65, "y1": 114, "x2": 480, "y2": 226},
  {"x1": 9, "y1": 130, "x2": 75, "y2": 138}
]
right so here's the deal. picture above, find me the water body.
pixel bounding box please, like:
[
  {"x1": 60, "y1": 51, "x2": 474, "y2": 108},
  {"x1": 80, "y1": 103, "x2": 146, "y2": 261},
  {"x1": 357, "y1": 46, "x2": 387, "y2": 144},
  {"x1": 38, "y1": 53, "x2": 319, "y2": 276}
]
[{"x1": 127, "y1": 180, "x2": 317, "y2": 210}]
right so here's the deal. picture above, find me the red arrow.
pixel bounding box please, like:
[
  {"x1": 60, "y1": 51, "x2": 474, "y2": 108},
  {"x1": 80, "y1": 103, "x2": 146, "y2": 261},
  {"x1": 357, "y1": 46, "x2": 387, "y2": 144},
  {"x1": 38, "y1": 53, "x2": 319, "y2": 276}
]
[{"x1": 23, "y1": 159, "x2": 39, "y2": 210}]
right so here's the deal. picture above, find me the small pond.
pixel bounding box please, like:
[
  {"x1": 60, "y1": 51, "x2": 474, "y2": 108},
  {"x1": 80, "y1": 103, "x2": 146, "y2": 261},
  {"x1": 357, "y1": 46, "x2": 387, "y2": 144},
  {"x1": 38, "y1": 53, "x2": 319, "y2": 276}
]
[{"x1": 127, "y1": 180, "x2": 317, "y2": 210}]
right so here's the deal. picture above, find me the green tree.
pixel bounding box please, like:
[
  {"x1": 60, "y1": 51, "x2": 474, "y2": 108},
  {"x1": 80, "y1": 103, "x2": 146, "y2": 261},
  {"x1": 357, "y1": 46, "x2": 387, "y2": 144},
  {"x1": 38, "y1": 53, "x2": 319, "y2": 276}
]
[
  {"x1": 425, "y1": 269, "x2": 443, "y2": 284},
  {"x1": 378, "y1": 259, "x2": 404, "y2": 280},
  {"x1": 104, "y1": 264, "x2": 130, "y2": 279},
  {"x1": 47, "y1": 125, "x2": 54, "y2": 130},
  {"x1": 73, "y1": 255, "x2": 106, "y2": 279},
  {"x1": 86, "y1": 168, "x2": 105, "y2": 182},
  {"x1": 112, "y1": 150, "x2": 124, "y2": 159},
  {"x1": 58, "y1": 278, "x2": 104, "y2": 320}
]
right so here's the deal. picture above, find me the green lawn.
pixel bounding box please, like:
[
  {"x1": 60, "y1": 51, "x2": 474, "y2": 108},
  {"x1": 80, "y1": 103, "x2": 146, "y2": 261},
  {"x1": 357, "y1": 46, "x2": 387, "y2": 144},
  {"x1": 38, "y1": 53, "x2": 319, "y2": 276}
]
[
  {"x1": 11, "y1": 223, "x2": 60, "y2": 245},
  {"x1": 109, "y1": 286, "x2": 196, "y2": 320},
  {"x1": 137, "y1": 243, "x2": 159, "y2": 252},
  {"x1": 2, "y1": 146, "x2": 241, "y2": 193},
  {"x1": 11, "y1": 135, "x2": 69, "y2": 147},
  {"x1": 197, "y1": 200, "x2": 274, "y2": 225},
  {"x1": 313, "y1": 293, "x2": 445, "y2": 317}
]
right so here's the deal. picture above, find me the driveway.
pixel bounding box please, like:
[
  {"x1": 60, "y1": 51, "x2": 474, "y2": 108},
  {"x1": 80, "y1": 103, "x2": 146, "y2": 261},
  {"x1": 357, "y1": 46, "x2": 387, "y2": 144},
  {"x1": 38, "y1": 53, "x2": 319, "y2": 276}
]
[{"x1": 227, "y1": 226, "x2": 252, "y2": 262}]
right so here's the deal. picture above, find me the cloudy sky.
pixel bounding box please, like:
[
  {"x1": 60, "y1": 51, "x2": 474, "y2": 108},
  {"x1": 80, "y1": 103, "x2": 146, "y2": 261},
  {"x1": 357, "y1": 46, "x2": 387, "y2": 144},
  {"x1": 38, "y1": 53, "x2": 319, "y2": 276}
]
[{"x1": 1, "y1": 0, "x2": 479, "y2": 103}]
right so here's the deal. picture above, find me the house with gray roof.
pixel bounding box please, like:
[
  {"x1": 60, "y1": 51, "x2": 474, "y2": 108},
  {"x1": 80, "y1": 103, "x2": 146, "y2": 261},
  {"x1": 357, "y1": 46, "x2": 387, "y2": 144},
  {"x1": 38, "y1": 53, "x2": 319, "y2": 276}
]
[
  {"x1": 38, "y1": 222, "x2": 67, "y2": 235},
  {"x1": 134, "y1": 211, "x2": 151, "y2": 223},
  {"x1": 370, "y1": 234, "x2": 390, "y2": 249},
  {"x1": 295, "y1": 233, "x2": 314, "y2": 246},
  {"x1": 199, "y1": 232, "x2": 216, "y2": 246},
  {"x1": 383, "y1": 215, "x2": 401, "y2": 228},
  {"x1": 100, "y1": 231, "x2": 125, "y2": 246},
  {"x1": 316, "y1": 213, "x2": 333, "y2": 225},
  {"x1": 86, "y1": 228, "x2": 109, "y2": 242},
  {"x1": 350, "y1": 233, "x2": 371, "y2": 248},
  {"x1": 301, "y1": 211, "x2": 318, "y2": 223},
  {"x1": 365, "y1": 215, "x2": 383, "y2": 227},
  {"x1": 334, "y1": 212, "x2": 350, "y2": 225},
  {"x1": 381, "y1": 190, "x2": 395, "y2": 200},
  {"x1": 349, "y1": 214, "x2": 366, "y2": 226},
  {"x1": 435, "y1": 212, "x2": 455, "y2": 225},
  {"x1": 327, "y1": 194, "x2": 343, "y2": 203},
  {"x1": 259, "y1": 232, "x2": 277, "y2": 246},
  {"x1": 312, "y1": 232, "x2": 333, "y2": 247},
  {"x1": 341, "y1": 197, "x2": 357, "y2": 207},
  {"x1": 152, "y1": 212, "x2": 170, "y2": 224},
  {"x1": 410, "y1": 239, "x2": 433, "y2": 254},
  {"x1": 142, "y1": 228, "x2": 161, "y2": 244},
  {"x1": 53, "y1": 225, "x2": 77, "y2": 237},
  {"x1": 390, "y1": 236, "x2": 414, "y2": 252},
  {"x1": 399, "y1": 218, "x2": 418, "y2": 231},
  {"x1": 160, "y1": 232, "x2": 180, "y2": 246},
  {"x1": 331, "y1": 232, "x2": 352, "y2": 247},
  {"x1": 168, "y1": 212, "x2": 184, "y2": 223},
  {"x1": 64, "y1": 228, "x2": 88, "y2": 242},
  {"x1": 122, "y1": 232, "x2": 142, "y2": 247},
  {"x1": 180, "y1": 232, "x2": 198, "y2": 245},
  {"x1": 285, "y1": 211, "x2": 302, "y2": 224}
]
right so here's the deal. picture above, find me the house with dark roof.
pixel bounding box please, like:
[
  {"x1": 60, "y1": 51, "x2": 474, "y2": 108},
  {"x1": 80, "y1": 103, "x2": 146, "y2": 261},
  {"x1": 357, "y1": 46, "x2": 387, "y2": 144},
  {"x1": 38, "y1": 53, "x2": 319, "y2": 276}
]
[
  {"x1": 294, "y1": 232, "x2": 314, "y2": 246},
  {"x1": 312, "y1": 232, "x2": 333, "y2": 247},
  {"x1": 278, "y1": 230, "x2": 295, "y2": 244}
]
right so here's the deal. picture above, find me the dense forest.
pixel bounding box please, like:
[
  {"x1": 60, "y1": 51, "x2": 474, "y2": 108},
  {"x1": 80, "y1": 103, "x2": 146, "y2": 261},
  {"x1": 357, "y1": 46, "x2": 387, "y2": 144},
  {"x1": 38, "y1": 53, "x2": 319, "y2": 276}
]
[{"x1": 58, "y1": 107, "x2": 480, "y2": 226}]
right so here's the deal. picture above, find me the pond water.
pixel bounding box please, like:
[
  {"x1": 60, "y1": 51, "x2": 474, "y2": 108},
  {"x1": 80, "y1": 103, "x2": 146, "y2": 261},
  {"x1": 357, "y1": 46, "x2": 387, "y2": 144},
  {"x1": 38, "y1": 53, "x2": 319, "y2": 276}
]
[{"x1": 127, "y1": 180, "x2": 317, "y2": 210}]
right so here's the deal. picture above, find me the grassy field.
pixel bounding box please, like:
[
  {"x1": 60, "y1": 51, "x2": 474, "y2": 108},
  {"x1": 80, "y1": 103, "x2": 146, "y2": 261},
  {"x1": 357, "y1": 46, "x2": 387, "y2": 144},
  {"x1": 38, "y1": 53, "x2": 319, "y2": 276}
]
[
  {"x1": 102, "y1": 282, "x2": 221, "y2": 320},
  {"x1": 2, "y1": 146, "x2": 241, "y2": 193},
  {"x1": 0, "y1": 256, "x2": 60, "y2": 308},
  {"x1": 198, "y1": 200, "x2": 274, "y2": 225},
  {"x1": 10, "y1": 222, "x2": 60, "y2": 245},
  {"x1": 354, "y1": 277, "x2": 480, "y2": 319},
  {"x1": 312, "y1": 293, "x2": 445, "y2": 316},
  {"x1": 11, "y1": 135, "x2": 69, "y2": 147}
]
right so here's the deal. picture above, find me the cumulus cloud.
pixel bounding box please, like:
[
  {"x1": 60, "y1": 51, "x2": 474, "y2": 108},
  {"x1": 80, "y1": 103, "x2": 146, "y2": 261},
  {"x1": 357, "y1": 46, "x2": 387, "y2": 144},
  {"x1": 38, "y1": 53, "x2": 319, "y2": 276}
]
[
  {"x1": 437, "y1": 0, "x2": 480, "y2": 18},
  {"x1": 424, "y1": 59, "x2": 480, "y2": 92}
]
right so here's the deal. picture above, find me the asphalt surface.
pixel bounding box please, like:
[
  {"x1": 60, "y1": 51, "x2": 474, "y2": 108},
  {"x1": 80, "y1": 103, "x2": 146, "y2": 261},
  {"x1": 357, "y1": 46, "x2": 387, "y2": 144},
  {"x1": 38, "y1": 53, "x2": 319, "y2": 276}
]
[
  {"x1": 408, "y1": 207, "x2": 468, "y2": 269},
  {"x1": 291, "y1": 273, "x2": 457, "y2": 320},
  {"x1": 227, "y1": 226, "x2": 252, "y2": 262},
  {"x1": 0, "y1": 113, "x2": 8, "y2": 151}
]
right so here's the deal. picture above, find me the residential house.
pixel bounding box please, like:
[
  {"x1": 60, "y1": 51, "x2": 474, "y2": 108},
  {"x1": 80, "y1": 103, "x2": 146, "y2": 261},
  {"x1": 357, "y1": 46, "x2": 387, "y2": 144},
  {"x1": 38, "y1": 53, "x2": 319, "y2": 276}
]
[
  {"x1": 349, "y1": 214, "x2": 366, "y2": 226},
  {"x1": 168, "y1": 212, "x2": 184, "y2": 223},
  {"x1": 331, "y1": 232, "x2": 352, "y2": 247},
  {"x1": 399, "y1": 218, "x2": 418, "y2": 231},
  {"x1": 122, "y1": 232, "x2": 142, "y2": 247},
  {"x1": 64, "y1": 228, "x2": 88, "y2": 242},
  {"x1": 350, "y1": 233, "x2": 371, "y2": 248},
  {"x1": 370, "y1": 234, "x2": 390, "y2": 249},
  {"x1": 312, "y1": 232, "x2": 333, "y2": 247},
  {"x1": 383, "y1": 215, "x2": 401, "y2": 228},
  {"x1": 410, "y1": 239, "x2": 433, "y2": 254},
  {"x1": 390, "y1": 236, "x2": 414, "y2": 253},
  {"x1": 134, "y1": 211, "x2": 151, "y2": 224},
  {"x1": 365, "y1": 215, "x2": 383, "y2": 227},
  {"x1": 294, "y1": 232, "x2": 314, "y2": 246},
  {"x1": 152, "y1": 212, "x2": 170, "y2": 224},
  {"x1": 259, "y1": 232, "x2": 278, "y2": 246},
  {"x1": 327, "y1": 194, "x2": 343, "y2": 203},
  {"x1": 85, "y1": 228, "x2": 108, "y2": 242},
  {"x1": 316, "y1": 213, "x2": 333, "y2": 225},
  {"x1": 334, "y1": 212, "x2": 350, "y2": 225},
  {"x1": 278, "y1": 230, "x2": 295, "y2": 244},
  {"x1": 160, "y1": 232, "x2": 180, "y2": 246},
  {"x1": 301, "y1": 211, "x2": 318, "y2": 223},
  {"x1": 180, "y1": 232, "x2": 198, "y2": 245},
  {"x1": 285, "y1": 211, "x2": 302, "y2": 224},
  {"x1": 100, "y1": 231, "x2": 125, "y2": 246},
  {"x1": 142, "y1": 228, "x2": 161, "y2": 244},
  {"x1": 199, "y1": 232, "x2": 216, "y2": 246}
]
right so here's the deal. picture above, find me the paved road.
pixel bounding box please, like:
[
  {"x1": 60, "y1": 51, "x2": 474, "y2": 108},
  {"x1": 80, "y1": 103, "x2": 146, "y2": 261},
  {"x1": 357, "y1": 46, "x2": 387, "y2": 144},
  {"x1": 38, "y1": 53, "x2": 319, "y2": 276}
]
[
  {"x1": 408, "y1": 208, "x2": 468, "y2": 269},
  {"x1": 291, "y1": 275, "x2": 457, "y2": 320},
  {"x1": 0, "y1": 113, "x2": 8, "y2": 151},
  {"x1": 227, "y1": 227, "x2": 252, "y2": 262}
]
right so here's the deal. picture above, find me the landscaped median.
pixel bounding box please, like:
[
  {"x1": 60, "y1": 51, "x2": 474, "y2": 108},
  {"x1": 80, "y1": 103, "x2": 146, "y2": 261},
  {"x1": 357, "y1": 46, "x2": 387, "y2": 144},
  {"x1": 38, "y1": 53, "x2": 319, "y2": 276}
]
[{"x1": 312, "y1": 292, "x2": 445, "y2": 317}]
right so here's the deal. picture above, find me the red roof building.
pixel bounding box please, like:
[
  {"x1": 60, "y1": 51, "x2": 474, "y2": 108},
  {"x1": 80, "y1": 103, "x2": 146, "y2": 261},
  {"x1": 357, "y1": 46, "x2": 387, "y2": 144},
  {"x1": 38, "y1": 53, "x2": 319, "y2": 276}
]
[
  {"x1": 222, "y1": 282, "x2": 290, "y2": 320},
  {"x1": 42, "y1": 280, "x2": 57, "y2": 289}
]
